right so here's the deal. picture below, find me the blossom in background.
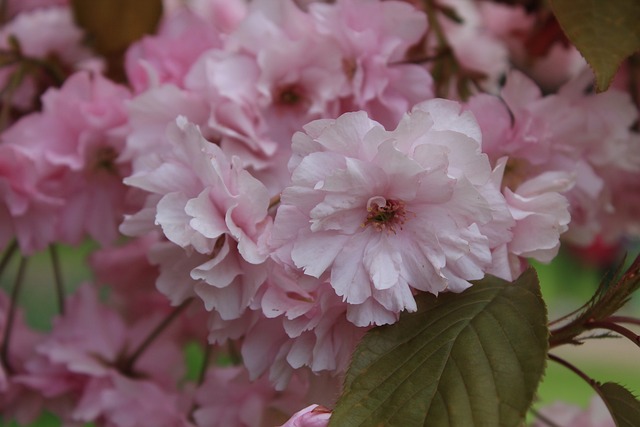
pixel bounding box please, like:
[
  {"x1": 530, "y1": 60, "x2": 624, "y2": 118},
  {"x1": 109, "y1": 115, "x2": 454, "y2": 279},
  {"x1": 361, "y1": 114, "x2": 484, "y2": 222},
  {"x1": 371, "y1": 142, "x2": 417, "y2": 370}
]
[
  {"x1": 271, "y1": 99, "x2": 514, "y2": 326},
  {"x1": 0, "y1": 144, "x2": 61, "y2": 253},
  {"x1": 193, "y1": 366, "x2": 327, "y2": 427},
  {"x1": 0, "y1": 5, "x2": 99, "y2": 114},
  {"x1": 125, "y1": 7, "x2": 224, "y2": 94},
  {"x1": 478, "y1": 1, "x2": 586, "y2": 91},
  {"x1": 1, "y1": 71, "x2": 135, "y2": 253},
  {"x1": 467, "y1": 69, "x2": 640, "y2": 252},
  {"x1": 7, "y1": 285, "x2": 188, "y2": 426},
  {"x1": 0, "y1": 292, "x2": 43, "y2": 425},
  {"x1": 309, "y1": 0, "x2": 433, "y2": 127},
  {"x1": 531, "y1": 396, "x2": 615, "y2": 427},
  {"x1": 90, "y1": 233, "x2": 210, "y2": 343},
  {"x1": 5, "y1": 0, "x2": 68, "y2": 18}
]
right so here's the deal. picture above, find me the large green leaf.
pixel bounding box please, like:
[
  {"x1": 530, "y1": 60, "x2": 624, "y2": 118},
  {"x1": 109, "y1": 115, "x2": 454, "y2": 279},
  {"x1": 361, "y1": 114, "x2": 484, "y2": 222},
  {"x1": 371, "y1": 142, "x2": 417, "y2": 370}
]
[
  {"x1": 599, "y1": 382, "x2": 640, "y2": 427},
  {"x1": 550, "y1": 0, "x2": 640, "y2": 92},
  {"x1": 329, "y1": 269, "x2": 548, "y2": 427}
]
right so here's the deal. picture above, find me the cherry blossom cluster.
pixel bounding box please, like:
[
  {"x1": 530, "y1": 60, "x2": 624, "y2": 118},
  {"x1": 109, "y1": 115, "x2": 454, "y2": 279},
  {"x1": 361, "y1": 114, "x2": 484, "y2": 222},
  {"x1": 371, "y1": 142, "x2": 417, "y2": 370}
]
[{"x1": 0, "y1": 0, "x2": 638, "y2": 425}]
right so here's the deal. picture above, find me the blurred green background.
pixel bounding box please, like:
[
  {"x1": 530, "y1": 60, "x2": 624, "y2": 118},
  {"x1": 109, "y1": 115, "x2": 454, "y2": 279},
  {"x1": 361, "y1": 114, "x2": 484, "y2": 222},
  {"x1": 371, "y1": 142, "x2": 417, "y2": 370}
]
[{"x1": 1, "y1": 241, "x2": 639, "y2": 426}]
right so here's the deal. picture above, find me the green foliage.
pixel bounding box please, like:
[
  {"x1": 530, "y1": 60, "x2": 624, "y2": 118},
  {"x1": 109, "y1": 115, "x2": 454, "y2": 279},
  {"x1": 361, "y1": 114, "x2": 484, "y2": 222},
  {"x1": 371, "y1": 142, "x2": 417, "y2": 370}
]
[
  {"x1": 598, "y1": 382, "x2": 640, "y2": 427},
  {"x1": 329, "y1": 269, "x2": 548, "y2": 427},
  {"x1": 550, "y1": 0, "x2": 640, "y2": 92}
]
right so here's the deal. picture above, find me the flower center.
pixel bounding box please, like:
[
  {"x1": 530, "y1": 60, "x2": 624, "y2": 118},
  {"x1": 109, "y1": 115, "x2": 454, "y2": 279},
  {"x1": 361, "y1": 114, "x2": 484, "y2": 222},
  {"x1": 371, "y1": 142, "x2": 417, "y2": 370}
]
[
  {"x1": 362, "y1": 197, "x2": 407, "y2": 234},
  {"x1": 275, "y1": 84, "x2": 304, "y2": 106},
  {"x1": 502, "y1": 157, "x2": 531, "y2": 191},
  {"x1": 89, "y1": 145, "x2": 119, "y2": 175}
]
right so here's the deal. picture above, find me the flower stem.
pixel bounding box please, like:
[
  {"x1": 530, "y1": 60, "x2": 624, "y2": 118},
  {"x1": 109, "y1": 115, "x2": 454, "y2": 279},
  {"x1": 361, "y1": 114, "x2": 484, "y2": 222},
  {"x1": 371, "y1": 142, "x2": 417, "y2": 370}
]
[
  {"x1": 121, "y1": 298, "x2": 193, "y2": 374},
  {"x1": 198, "y1": 344, "x2": 212, "y2": 386},
  {"x1": 0, "y1": 239, "x2": 18, "y2": 280},
  {"x1": 49, "y1": 244, "x2": 65, "y2": 315},
  {"x1": 0, "y1": 0, "x2": 6, "y2": 24},
  {"x1": 1, "y1": 256, "x2": 28, "y2": 375},
  {"x1": 548, "y1": 353, "x2": 598, "y2": 388},
  {"x1": 584, "y1": 320, "x2": 640, "y2": 349},
  {"x1": 604, "y1": 315, "x2": 640, "y2": 327},
  {"x1": 227, "y1": 339, "x2": 242, "y2": 365},
  {"x1": 528, "y1": 407, "x2": 562, "y2": 427}
]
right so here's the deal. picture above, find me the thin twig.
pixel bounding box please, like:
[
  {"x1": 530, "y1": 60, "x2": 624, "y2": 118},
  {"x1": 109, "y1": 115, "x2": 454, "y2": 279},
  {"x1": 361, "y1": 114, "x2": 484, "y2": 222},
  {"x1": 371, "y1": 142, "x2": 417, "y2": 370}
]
[
  {"x1": 584, "y1": 320, "x2": 640, "y2": 349},
  {"x1": 0, "y1": 239, "x2": 17, "y2": 280},
  {"x1": 121, "y1": 298, "x2": 193, "y2": 373},
  {"x1": 0, "y1": 0, "x2": 7, "y2": 25},
  {"x1": 49, "y1": 244, "x2": 65, "y2": 315},
  {"x1": 528, "y1": 407, "x2": 562, "y2": 427},
  {"x1": 198, "y1": 344, "x2": 212, "y2": 386},
  {"x1": 1, "y1": 256, "x2": 28, "y2": 374},
  {"x1": 548, "y1": 353, "x2": 598, "y2": 388},
  {"x1": 605, "y1": 315, "x2": 640, "y2": 327}
]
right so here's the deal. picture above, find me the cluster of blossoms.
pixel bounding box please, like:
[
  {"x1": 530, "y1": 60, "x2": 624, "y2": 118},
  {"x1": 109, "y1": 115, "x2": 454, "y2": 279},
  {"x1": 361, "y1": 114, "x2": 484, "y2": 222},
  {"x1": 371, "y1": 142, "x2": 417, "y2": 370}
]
[{"x1": 0, "y1": 0, "x2": 637, "y2": 425}]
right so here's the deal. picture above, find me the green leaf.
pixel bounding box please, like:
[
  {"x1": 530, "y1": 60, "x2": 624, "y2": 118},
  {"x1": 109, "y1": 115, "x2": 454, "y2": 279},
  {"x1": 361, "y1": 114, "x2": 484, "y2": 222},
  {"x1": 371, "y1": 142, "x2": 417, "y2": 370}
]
[
  {"x1": 550, "y1": 0, "x2": 640, "y2": 92},
  {"x1": 599, "y1": 382, "x2": 640, "y2": 427},
  {"x1": 329, "y1": 269, "x2": 548, "y2": 427}
]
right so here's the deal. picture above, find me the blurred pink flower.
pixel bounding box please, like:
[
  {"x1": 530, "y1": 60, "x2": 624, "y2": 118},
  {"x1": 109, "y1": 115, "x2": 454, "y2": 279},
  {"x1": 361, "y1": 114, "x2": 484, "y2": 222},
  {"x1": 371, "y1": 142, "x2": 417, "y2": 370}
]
[
  {"x1": 309, "y1": 0, "x2": 433, "y2": 127},
  {"x1": 193, "y1": 366, "x2": 311, "y2": 427},
  {"x1": 1, "y1": 71, "x2": 136, "y2": 251},
  {"x1": 0, "y1": 291, "x2": 44, "y2": 425},
  {"x1": 0, "y1": 6, "x2": 99, "y2": 112},
  {"x1": 125, "y1": 8, "x2": 223, "y2": 93},
  {"x1": 532, "y1": 396, "x2": 614, "y2": 427},
  {"x1": 13, "y1": 285, "x2": 186, "y2": 426},
  {"x1": 467, "y1": 70, "x2": 640, "y2": 249}
]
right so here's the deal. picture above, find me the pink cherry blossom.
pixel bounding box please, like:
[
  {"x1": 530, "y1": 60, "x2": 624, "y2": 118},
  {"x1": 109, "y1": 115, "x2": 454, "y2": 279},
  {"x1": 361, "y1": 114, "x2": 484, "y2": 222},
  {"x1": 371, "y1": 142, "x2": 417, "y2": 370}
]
[
  {"x1": 185, "y1": 0, "x2": 248, "y2": 33},
  {"x1": 532, "y1": 396, "x2": 614, "y2": 427},
  {"x1": 125, "y1": 7, "x2": 223, "y2": 93},
  {"x1": 309, "y1": 0, "x2": 433, "y2": 127},
  {"x1": 12, "y1": 285, "x2": 186, "y2": 425},
  {"x1": 278, "y1": 404, "x2": 331, "y2": 427},
  {"x1": 467, "y1": 70, "x2": 640, "y2": 249},
  {"x1": 73, "y1": 375, "x2": 193, "y2": 427},
  {"x1": 271, "y1": 99, "x2": 514, "y2": 326},
  {"x1": 0, "y1": 291, "x2": 44, "y2": 425},
  {"x1": 193, "y1": 366, "x2": 313, "y2": 427},
  {"x1": 89, "y1": 233, "x2": 209, "y2": 343},
  {"x1": 0, "y1": 144, "x2": 61, "y2": 253},
  {"x1": 0, "y1": 6, "x2": 98, "y2": 113},
  {"x1": 5, "y1": 0, "x2": 68, "y2": 17},
  {"x1": 433, "y1": 0, "x2": 509, "y2": 96},
  {"x1": 479, "y1": 2, "x2": 586, "y2": 92},
  {"x1": 241, "y1": 262, "x2": 365, "y2": 387},
  {"x1": 1, "y1": 71, "x2": 136, "y2": 251},
  {"x1": 181, "y1": 0, "x2": 349, "y2": 191},
  {"x1": 123, "y1": 117, "x2": 272, "y2": 321},
  {"x1": 90, "y1": 233, "x2": 162, "y2": 321}
]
